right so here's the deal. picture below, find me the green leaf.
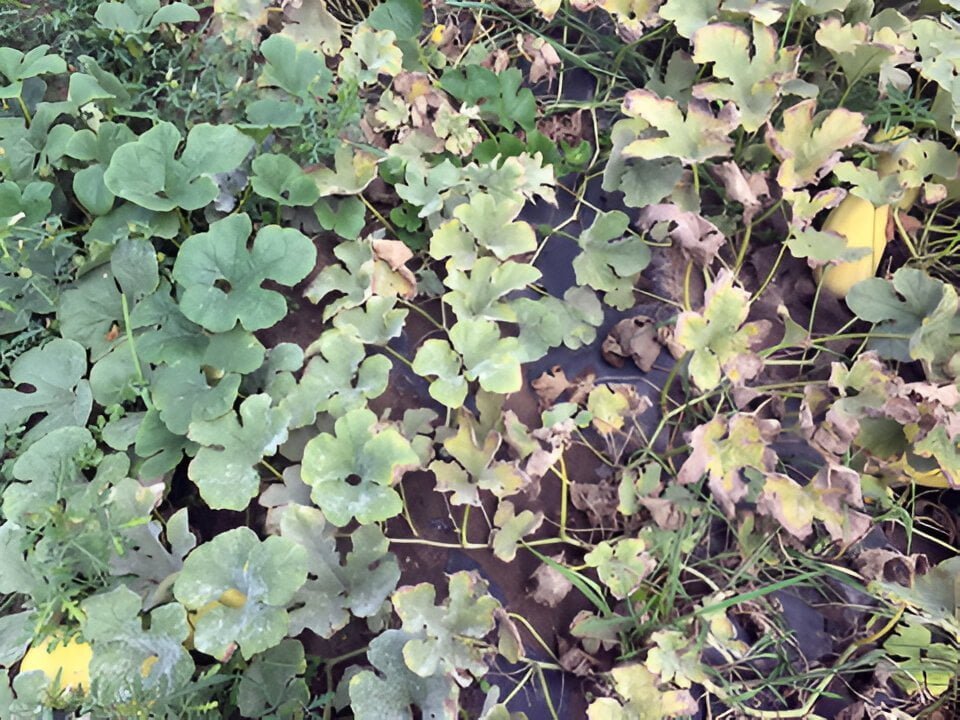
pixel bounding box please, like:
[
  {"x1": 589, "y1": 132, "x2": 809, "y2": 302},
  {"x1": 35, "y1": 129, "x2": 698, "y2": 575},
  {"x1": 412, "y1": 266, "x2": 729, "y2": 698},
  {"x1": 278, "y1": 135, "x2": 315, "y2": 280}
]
[
  {"x1": 302, "y1": 408, "x2": 419, "y2": 526},
  {"x1": 573, "y1": 211, "x2": 650, "y2": 310},
  {"x1": 0, "y1": 179, "x2": 53, "y2": 226},
  {"x1": 132, "y1": 283, "x2": 265, "y2": 369},
  {"x1": 187, "y1": 394, "x2": 290, "y2": 511},
  {"x1": 89, "y1": 344, "x2": 143, "y2": 406},
  {"x1": 0, "y1": 612, "x2": 32, "y2": 667},
  {"x1": 281, "y1": 329, "x2": 391, "y2": 427},
  {"x1": 81, "y1": 586, "x2": 194, "y2": 705},
  {"x1": 245, "y1": 97, "x2": 305, "y2": 128},
  {"x1": 846, "y1": 268, "x2": 960, "y2": 368},
  {"x1": 448, "y1": 193, "x2": 537, "y2": 261},
  {"x1": 451, "y1": 318, "x2": 523, "y2": 395},
  {"x1": 237, "y1": 639, "x2": 309, "y2": 720},
  {"x1": 621, "y1": 89, "x2": 738, "y2": 165},
  {"x1": 280, "y1": 506, "x2": 400, "y2": 637},
  {"x1": 258, "y1": 33, "x2": 331, "y2": 98},
  {"x1": 440, "y1": 66, "x2": 537, "y2": 132},
  {"x1": 0, "y1": 339, "x2": 92, "y2": 446},
  {"x1": 429, "y1": 412, "x2": 528, "y2": 505},
  {"x1": 884, "y1": 620, "x2": 959, "y2": 697},
  {"x1": 314, "y1": 195, "x2": 366, "y2": 239},
  {"x1": 251, "y1": 153, "x2": 321, "y2": 206},
  {"x1": 56, "y1": 268, "x2": 123, "y2": 361},
  {"x1": 584, "y1": 539, "x2": 655, "y2": 599},
  {"x1": 348, "y1": 630, "x2": 459, "y2": 720},
  {"x1": 444, "y1": 257, "x2": 541, "y2": 323},
  {"x1": 765, "y1": 99, "x2": 867, "y2": 189},
  {"x1": 412, "y1": 338, "x2": 468, "y2": 408},
  {"x1": 104, "y1": 121, "x2": 254, "y2": 211},
  {"x1": 491, "y1": 501, "x2": 544, "y2": 562},
  {"x1": 149, "y1": 361, "x2": 242, "y2": 436},
  {"x1": 691, "y1": 21, "x2": 800, "y2": 132},
  {"x1": 674, "y1": 270, "x2": 768, "y2": 390},
  {"x1": 0, "y1": 45, "x2": 65, "y2": 97},
  {"x1": 368, "y1": 0, "x2": 424, "y2": 40},
  {"x1": 4, "y1": 426, "x2": 96, "y2": 526},
  {"x1": 393, "y1": 571, "x2": 500, "y2": 679},
  {"x1": 109, "y1": 498, "x2": 197, "y2": 599},
  {"x1": 132, "y1": 412, "x2": 191, "y2": 479},
  {"x1": 339, "y1": 25, "x2": 403, "y2": 85},
  {"x1": 173, "y1": 527, "x2": 308, "y2": 660},
  {"x1": 173, "y1": 213, "x2": 316, "y2": 332},
  {"x1": 73, "y1": 164, "x2": 115, "y2": 215},
  {"x1": 95, "y1": 0, "x2": 199, "y2": 32}
]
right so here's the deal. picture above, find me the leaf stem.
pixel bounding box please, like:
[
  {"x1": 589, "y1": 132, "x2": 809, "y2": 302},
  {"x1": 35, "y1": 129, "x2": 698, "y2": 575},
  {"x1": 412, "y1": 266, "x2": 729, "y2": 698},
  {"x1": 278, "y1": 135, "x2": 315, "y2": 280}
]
[{"x1": 121, "y1": 293, "x2": 151, "y2": 409}]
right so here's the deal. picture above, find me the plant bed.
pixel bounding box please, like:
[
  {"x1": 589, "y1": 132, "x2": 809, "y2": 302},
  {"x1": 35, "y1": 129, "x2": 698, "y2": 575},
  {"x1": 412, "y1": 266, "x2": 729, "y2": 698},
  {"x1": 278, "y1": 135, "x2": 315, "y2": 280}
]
[{"x1": 2, "y1": 1, "x2": 960, "y2": 718}]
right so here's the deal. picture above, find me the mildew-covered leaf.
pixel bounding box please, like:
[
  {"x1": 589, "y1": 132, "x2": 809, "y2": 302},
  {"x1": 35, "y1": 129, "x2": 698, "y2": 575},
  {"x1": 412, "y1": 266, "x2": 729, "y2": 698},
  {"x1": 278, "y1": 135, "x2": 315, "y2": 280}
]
[
  {"x1": 173, "y1": 527, "x2": 308, "y2": 660},
  {"x1": 587, "y1": 663, "x2": 697, "y2": 720},
  {"x1": 491, "y1": 501, "x2": 544, "y2": 562},
  {"x1": 444, "y1": 257, "x2": 541, "y2": 323},
  {"x1": 430, "y1": 412, "x2": 528, "y2": 506},
  {"x1": 281, "y1": 329, "x2": 391, "y2": 427},
  {"x1": 81, "y1": 586, "x2": 194, "y2": 706},
  {"x1": 0, "y1": 339, "x2": 92, "y2": 447},
  {"x1": 348, "y1": 630, "x2": 459, "y2": 720},
  {"x1": 677, "y1": 413, "x2": 779, "y2": 516},
  {"x1": 584, "y1": 539, "x2": 655, "y2": 600},
  {"x1": 393, "y1": 571, "x2": 500, "y2": 679},
  {"x1": 187, "y1": 394, "x2": 290, "y2": 511},
  {"x1": 302, "y1": 408, "x2": 419, "y2": 526}
]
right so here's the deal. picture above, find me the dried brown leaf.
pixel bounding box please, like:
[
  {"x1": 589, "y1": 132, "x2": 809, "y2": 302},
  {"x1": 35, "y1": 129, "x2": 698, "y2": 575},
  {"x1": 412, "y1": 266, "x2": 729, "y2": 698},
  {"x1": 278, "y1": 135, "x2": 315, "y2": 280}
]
[
  {"x1": 531, "y1": 366, "x2": 571, "y2": 408},
  {"x1": 637, "y1": 203, "x2": 726, "y2": 265},
  {"x1": 601, "y1": 315, "x2": 663, "y2": 372},
  {"x1": 530, "y1": 554, "x2": 574, "y2": 608}
]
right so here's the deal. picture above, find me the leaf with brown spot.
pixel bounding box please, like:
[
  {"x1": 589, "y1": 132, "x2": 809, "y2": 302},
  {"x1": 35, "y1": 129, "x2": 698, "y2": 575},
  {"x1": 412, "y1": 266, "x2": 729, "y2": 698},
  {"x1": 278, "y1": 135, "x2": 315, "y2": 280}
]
[
  {"x1": 678, "y1": 414, "x2": 778, "y2": 516},
  {"x1": 765, "y1": 99, "x2": 868, "y2": 189}
]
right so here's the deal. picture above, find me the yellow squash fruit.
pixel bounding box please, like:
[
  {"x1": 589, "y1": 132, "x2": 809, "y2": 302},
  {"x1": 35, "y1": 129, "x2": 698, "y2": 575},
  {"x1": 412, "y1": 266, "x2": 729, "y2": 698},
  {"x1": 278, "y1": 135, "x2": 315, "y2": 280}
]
[
  {"x1": 218, "y1": 588, "x2": 247, "y2": 608},
  {"x1": 901, "y1": 452, "x2": 955, "y2": 489},
  {"x1": 818, "y1": 195, "x2": 889, "y2": 298},
  {"x1": 184, "y1": 589, "x2": 247, "y2": 649},
  {"x1": 19, "y1": 634, "x2": 93, "y2": 693}
]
